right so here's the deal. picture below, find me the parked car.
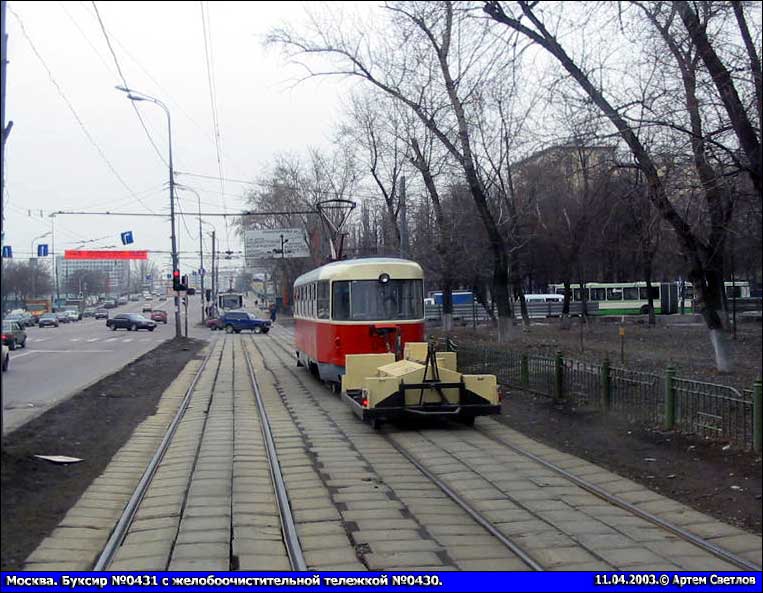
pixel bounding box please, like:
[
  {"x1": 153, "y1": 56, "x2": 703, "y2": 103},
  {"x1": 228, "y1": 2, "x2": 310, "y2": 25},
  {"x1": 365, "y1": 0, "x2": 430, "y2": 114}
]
[
  {"x1": 65, "y1": 310, "x2": 80, "y2": 322},
  {"x1": 206, "y1": 317, "x2": 223, "y2": 331},
  {"x1": 102, "y1": 300, "x2": 117, "y2": 309},
  {"x1": 94, "y1": 308, "x2": 109, "y2": 320},
  {"x1": 142, "y1": 304, "x2": 153, "y2": 313},
  {"x1": 82, "y1": 307, "x2": 96, "y2": 318},
  {"x1": 129, "y1": 294, "x2": 140, "y2": 302},
  {"x1": 38, "y1": 313, "x2": 60, "y2": 328},
  {"x1": 6, "y1": 312, "x2": 33, "y2": 328},
  {"x1": 106, "y1": 313, "x2": 156, "y2": 331},
  {"x1": 2, "y1": 320, "x2": 27, "y2": 350},
  {"x1": 2, "y1": 344, "x2": 9, "y2": 372},
  {"x1": 150, "y1": 310, "x2": 168, "y2": 324},
  {"x1": 117, "y1": 296, "x2": 129, "y2": 305},
  {"x1": 220, "y1": 311, "x2": 271, "y2": 334},
  {"x1": 55, "y1": 311, "x2": 71, "y2": 323}
]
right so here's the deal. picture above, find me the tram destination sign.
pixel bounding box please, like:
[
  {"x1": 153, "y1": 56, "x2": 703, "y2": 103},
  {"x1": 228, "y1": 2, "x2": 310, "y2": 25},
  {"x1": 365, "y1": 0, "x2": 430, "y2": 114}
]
[{"x1": 244, "y1": 228, "x2": 310, "y2": 264}]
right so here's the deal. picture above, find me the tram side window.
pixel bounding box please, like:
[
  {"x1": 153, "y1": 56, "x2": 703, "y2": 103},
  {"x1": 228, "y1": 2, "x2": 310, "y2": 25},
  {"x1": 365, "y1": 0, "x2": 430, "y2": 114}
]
[
  {"x1": 589, "y1": 288, "x2": 605, "y2": 301},
  {"x1": 333, "y1": 282, "x2": 351, "y2": 320},
  {"x1": 317, "y1": 281, "x2": 330, "y2": 319},
  {"x1": 623, "y1": 287, "x2": 639, "y2": 300}
]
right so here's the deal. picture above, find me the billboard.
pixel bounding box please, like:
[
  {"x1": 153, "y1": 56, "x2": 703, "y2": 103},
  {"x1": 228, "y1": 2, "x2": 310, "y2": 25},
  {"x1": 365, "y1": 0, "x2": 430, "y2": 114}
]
[
  {"x1": 244, "y1": 228, "x2": 310, "y2": 266},
  {"x1": 64, "y1": 250, "x2": 148, "y2": 260}
]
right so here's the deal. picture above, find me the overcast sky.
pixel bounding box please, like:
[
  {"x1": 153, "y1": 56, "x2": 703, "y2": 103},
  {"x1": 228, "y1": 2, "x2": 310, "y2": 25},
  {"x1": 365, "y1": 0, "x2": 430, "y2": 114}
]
[{"x1": 3, "y1": 1, "x2": 354, "y2": 275}]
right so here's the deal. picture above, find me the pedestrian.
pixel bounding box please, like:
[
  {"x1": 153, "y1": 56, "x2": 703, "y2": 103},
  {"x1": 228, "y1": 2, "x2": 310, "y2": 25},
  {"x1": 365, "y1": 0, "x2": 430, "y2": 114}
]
[{"x1": 270, "y1": 304, "x2": 277, "y2": 324}]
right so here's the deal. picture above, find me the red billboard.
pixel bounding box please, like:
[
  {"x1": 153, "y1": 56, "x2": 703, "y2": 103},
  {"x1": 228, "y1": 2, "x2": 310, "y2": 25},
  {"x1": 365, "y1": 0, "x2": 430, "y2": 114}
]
[{"x1": 64, "y1": 250, "x2": 149, "y2": 260}]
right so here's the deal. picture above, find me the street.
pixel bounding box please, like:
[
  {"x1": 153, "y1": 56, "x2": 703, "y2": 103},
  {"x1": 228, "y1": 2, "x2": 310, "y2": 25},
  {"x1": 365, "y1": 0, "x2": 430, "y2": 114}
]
[{"x1": 2, "y1": 297, "x2": 212, "y2": 435}]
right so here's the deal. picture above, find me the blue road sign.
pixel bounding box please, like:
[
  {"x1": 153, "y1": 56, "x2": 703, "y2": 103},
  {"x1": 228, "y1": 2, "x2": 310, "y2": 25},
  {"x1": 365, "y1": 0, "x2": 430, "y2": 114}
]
[
  {"x1": 199, "y1": 268, "x2": 206, "y2": 276},
  {"x1": 121, "y1": 231, "x2": 134, "y2": 245},
  {"x1": 145, "y1": 274, "x2": 152, "y2": 281},
  {"x1": 2, "y1": 246, "x2": 12, "y2": 258},
  {"x1": 37, "y1": 244, "x2": 49, "y2": 257}
]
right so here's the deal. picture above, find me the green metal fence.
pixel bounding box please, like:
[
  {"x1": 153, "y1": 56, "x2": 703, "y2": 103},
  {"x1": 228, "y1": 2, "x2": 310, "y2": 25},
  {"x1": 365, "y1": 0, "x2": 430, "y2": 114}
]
[{"x1": 450, "y1": 340, "x2": 761, "y2": 452}]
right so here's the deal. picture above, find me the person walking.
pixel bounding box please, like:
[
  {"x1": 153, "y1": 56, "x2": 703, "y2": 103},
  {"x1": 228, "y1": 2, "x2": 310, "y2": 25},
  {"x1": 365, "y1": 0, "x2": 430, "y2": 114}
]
[{"x1": 269, "y1": 304, "x2": 277, "y2": 324}]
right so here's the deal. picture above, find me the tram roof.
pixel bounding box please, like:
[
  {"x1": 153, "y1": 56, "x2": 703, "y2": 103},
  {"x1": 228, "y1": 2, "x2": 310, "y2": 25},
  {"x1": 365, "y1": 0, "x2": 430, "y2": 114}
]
[{"x1": 294, "y1": 258, "x2": 424, "y2": 285}]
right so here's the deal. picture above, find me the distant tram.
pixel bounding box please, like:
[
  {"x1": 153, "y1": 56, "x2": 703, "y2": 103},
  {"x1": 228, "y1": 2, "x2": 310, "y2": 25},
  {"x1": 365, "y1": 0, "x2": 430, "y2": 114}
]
[
  {"x1": 218, "y1": 292, "x2": 244, "y2": 310},
  {"x1": 293, "y1": 258, "x2": 425, "y2": 384}
]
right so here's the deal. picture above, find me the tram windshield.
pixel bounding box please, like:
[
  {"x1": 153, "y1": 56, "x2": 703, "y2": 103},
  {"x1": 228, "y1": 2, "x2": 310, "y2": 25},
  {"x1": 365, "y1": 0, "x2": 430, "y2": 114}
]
[{"x1": 332, "y1": 279, "x2": 424, "y2": 321}]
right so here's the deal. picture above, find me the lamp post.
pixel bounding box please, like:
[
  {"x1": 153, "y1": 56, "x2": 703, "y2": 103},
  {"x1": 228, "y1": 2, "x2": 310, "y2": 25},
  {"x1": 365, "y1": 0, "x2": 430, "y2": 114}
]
[
  {"x1": 30, "y1": 231, "x2": 51, "y2": 298},
  {"x1": 177, "y1": 184, "x2": 209, "y2": 324},
  {"x1": 116, "y1": 86, "x2": 181, "y2": 337}
]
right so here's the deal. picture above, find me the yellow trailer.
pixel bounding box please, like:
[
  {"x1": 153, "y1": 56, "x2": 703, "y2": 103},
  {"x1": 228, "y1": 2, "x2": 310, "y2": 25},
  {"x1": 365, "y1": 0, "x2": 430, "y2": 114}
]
[{"x1": 341, "y1": 341, "x2": 500, "y2": 428}]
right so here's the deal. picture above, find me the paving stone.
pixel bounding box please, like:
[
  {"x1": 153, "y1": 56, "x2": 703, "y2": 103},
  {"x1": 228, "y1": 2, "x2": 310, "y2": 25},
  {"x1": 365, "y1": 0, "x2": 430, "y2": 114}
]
[
  {"x1": 446, "y1": 545, "x2": 518, "y2": 561},
  {"x1": 455, "y1": 558, "x2": 530, "y2": 571},
  {"x1": 169, "y1": 558, "x2": 230, "y2": 571},
  {"x1": 26, "y1": 547, "x2": 99, "y2": 565},
  {"x1": 352, "y1": 530, "x2": 422, "y2": 543},
  {"x1": 368, "y1": 540, "x2": 444, "y2": 554},
  {"x1": 175, "y1": 529, "x2": 230, "y2": 545},
  {"x1": 295, "y1": 521, "x2": 347, "y2": 537},
  {"x1": 113, "y1": 541, "x2": 173, "y2": 561},
  {"x1": 530, "y1": 546, "x2": 600, "y2": 567},
  {"x1": 299, "y1": 535, "x2": 353, "y2": 551},
  {"x1": 23, "y1": 561, "x2": 93, "y2": 571},
  {"x1": 705, "y1": 533, "x2": 762, "y2": 554},
  {"x1": 364, "y1": 551, "x2": 443, "y2": 569},
  {"x1": 304, "y1": 548, "x2": 362, "y2": 566},
  {"x1": 178, "y1": 516, "x2": 230, "y2": 532}
]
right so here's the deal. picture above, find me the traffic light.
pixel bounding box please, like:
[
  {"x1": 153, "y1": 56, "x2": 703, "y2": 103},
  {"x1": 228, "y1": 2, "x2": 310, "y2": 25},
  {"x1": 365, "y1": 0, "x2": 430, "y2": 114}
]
[
  {"x1": 172, "y1": 270, "x2": 182, "y2": 291},
  {"x1": 181, "y1": 275, "x2": 188, "y2": 288}
]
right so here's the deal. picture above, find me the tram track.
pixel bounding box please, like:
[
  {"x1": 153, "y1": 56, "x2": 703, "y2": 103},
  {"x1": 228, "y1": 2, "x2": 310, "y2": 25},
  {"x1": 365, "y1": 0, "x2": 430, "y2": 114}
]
[
  {"x1": 94, "y1": 336, "x2": 307, "y2": 571},
  {"x1": 255, "y1": 332, "x2": 542, "y2": 570},
  {"x1": 264, "y1": 327, "x2": 761, "y2": 571}
]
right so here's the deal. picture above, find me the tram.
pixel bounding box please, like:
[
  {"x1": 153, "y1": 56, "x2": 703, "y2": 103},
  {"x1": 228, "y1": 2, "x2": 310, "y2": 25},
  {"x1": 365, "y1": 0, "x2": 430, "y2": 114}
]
[{"x1": 293, "y1": 258, "x2": 426, "y2": 383}]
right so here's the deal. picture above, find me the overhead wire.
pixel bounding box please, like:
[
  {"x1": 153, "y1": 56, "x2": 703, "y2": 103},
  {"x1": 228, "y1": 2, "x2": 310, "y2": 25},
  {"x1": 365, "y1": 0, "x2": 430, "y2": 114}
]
[
  {"x1": 91, "y1": 1, "x2": 168, "y2": 191},
  {"x1": 9, "y1": 8, "x2": 154, "y2": 217},
  {"x1": 200, "y1": 1, "x2": 230, "y2": 250}
]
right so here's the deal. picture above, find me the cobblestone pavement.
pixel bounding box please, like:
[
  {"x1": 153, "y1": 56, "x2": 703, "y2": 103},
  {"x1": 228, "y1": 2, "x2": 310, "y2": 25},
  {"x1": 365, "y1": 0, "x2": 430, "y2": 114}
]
[{"x1": 21, "y1": 329, "x2": 762, "y2": 571}]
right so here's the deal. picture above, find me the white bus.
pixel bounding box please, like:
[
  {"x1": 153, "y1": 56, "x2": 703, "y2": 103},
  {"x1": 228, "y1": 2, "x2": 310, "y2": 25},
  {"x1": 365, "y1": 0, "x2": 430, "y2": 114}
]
[{"x1": 548, "y1": 281, "x2": 751, "y2": 315}]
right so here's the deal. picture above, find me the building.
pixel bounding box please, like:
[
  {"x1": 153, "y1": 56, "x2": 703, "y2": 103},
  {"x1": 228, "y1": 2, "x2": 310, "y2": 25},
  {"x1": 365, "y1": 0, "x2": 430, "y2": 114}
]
[{"x1": 55, "y1": 256, "x2": 130, "y2": 297}]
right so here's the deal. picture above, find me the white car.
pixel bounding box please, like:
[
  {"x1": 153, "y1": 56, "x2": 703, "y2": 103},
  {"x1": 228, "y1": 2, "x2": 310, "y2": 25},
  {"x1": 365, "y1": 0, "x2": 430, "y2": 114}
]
[{"x1": 2, "y1": 344, "x2": 9, "y2": 372}]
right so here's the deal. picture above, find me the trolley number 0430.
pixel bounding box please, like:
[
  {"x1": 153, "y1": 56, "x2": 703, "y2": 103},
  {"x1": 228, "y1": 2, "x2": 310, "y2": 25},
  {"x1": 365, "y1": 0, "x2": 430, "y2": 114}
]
[
  {"x1": 595, "y1": 574, "x2": 667, "y2": 586},
  {"x1": 111, "y1": 575, "x2": 159, "y2": 586}
]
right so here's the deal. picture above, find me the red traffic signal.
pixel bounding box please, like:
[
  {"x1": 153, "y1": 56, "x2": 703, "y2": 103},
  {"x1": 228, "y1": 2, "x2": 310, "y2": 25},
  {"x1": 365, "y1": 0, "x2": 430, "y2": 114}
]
[{"x1": 172, "y1": 270, "x2": 183, "y2": 291}]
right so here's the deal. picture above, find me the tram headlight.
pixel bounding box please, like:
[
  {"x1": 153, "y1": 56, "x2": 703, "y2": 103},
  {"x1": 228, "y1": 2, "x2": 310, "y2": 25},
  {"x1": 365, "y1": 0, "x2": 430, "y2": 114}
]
[{"x1": 378, "y1": 273, "x2": 390, "y2": 284}]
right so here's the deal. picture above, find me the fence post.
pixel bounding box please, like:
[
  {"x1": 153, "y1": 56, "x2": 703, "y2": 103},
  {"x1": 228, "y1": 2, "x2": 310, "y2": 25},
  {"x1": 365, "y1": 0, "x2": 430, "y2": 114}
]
[
  {"x1": 554, "y1": 350, "x2": 563, "y2": 403},
  {"x1": 664, "y1": 366, "x2": 676, "y2": 430},
  {"x1": 754, "y1": 380, "x2": 762, "y2": 454},
  {"x1": 520, "y1": 353, "x2": 529, "y2": 387},
  {"x1": 600, "y1": 357, "x2": 611, "y2": 412}
]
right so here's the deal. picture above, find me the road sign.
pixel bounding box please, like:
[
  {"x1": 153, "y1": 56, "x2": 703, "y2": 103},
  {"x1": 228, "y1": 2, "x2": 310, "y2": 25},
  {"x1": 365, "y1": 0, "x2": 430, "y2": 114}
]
[
  {"x1": 2, "y1": 246, "x2": 12, "y2": 258},
  {"x1": 121, "y1": 231, "x2": 134, "y2": 245},
  {"x1": 244, "y1": 228, "x2": 309, "y2": 265},
  {"x1": 37, "y1": 244, "x2": 49, "y2": 257},
  {"x1": 199, "y1": 268, "x2": 206, "y2": 276}
]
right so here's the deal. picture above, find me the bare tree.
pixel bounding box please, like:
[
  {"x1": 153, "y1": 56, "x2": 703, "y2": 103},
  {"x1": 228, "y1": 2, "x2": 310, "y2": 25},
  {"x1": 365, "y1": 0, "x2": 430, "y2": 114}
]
[
  {"x1": 483, "y1": 0, "x2": 759, "y2": 371},
  {"x1": 269, "y1": 1, "x2": 520, "y2": 340}
]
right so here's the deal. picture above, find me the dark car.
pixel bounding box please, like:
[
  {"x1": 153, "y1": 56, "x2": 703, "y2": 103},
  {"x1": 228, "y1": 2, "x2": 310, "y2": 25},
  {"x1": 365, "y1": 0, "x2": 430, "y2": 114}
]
[
  {"x1": 6, "y1": 312, "x2": 33, "y2": 328},
  {"x1": 2, "y1": 320, "x2": 27, "y2": 350},
  {"x1": 220, "y1": 311, "x2": 271, "y2": 334},
  {"x1": 38, "y1": 313, "x2": 60, "y2": 328},
  {"x1": 106, "y1": 313, "x2": 156, "y2": 331},
  {"x1": 55, "y1": 311, "x2": 71, "y2": 324},
  {"x1": 94, "y1": 308, "x2": 109, "y2": 320},
  {"x1": 150, "y1": 310, "x2": 168, "y2": 324},
  {"x1": 82, "y1": 308, "x2": 96, "y2": 318}
]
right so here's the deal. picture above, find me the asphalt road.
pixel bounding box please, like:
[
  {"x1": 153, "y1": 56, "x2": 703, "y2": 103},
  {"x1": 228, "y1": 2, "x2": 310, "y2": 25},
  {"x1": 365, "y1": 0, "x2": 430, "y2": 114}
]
[{"x1": 2, "y1": 297, "x2": 213, "y2": 435}]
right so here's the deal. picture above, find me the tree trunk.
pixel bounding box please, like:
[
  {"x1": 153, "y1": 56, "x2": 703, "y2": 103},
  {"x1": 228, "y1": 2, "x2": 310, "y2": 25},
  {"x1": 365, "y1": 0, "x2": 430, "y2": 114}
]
[
  {"x1": 690, "y1": 266, "x2": 732, "y2": 372},
  {"x1": 561, "y1": 279, "x2": 572, "y2": 329},
  {"x1": 509, "y1": 249, "x2": 530, "y2": 326},
  {"x1": 442, "y1": 276, "x2": 454, "y2": 332},
  {"x1": 644, "y1": 263, "x2": 656, "y2": 326}
]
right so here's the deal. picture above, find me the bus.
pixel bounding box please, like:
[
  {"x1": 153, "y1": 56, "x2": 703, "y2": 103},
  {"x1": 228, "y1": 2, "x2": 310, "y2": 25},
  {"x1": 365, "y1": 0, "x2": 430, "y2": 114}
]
[
  {"x1": 548, "y1": 281, "x2": 751, "y2": 315},
  {"x1": 547, "y1": 282, "x2": 678, "y2": 315}
]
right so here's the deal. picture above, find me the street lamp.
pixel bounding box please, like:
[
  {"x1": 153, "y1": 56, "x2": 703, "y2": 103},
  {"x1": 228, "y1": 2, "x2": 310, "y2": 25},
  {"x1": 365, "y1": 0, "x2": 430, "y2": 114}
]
[
  {"x1": 30, "y1": 231, "x2": 51, "y2": 298},
  {"x1": 177, "y1": 184, "x2": 208, "y2": 324},
  {"x1": 116, "y1": 85, "x2": 181, "y2": 337}
]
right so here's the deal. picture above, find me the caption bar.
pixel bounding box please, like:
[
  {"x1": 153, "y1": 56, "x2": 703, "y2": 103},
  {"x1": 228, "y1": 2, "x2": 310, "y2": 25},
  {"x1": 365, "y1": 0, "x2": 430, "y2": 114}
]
[{"x1": 1, "y1": 572, "x2": 761, "y2": 592}]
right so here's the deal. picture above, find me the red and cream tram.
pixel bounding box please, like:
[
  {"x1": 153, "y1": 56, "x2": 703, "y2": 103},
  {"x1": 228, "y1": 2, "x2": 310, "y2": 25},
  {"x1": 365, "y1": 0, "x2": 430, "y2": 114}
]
[{"x1": 293, "y1": 258, "x2": 425, "y2": 384}]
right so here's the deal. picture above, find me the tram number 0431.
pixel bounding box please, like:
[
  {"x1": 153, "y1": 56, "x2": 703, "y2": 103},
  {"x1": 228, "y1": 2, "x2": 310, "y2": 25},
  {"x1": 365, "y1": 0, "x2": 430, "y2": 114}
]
[
  {"x1": 595, "y1": 574, "x2": 668, "y2": 586},
  {"x1": 111, "y1": 575, "x2": 159, "y2": 586},
  {"x1": 391, "y1": 575, "x2": 442, "y2": 586}
]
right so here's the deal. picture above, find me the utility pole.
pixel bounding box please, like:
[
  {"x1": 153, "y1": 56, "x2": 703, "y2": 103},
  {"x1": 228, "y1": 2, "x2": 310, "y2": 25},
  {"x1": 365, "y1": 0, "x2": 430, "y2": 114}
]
[
  {"x1": 210, "y1": 230, "x2": 216, "y2": 316},
  {"x1": 1, "y1": 0, "x2": 9, "y2": 248},
  {"x1": 399, "y1": 175, "x2": 407, "y2": 259},
  {"x1": 199, "y1": 210, "x2": 205, "y2": 324}
]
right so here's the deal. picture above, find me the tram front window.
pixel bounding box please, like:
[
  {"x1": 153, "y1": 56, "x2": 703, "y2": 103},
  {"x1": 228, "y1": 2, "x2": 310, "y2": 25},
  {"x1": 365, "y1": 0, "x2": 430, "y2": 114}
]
[{"x1": 332, "y1": 279, "x2": 423, "y2": 321}]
